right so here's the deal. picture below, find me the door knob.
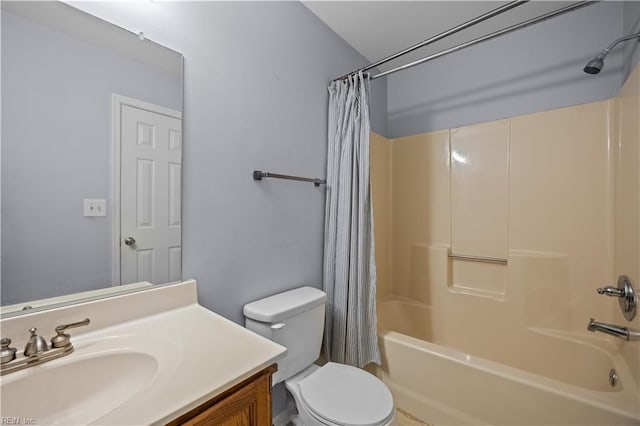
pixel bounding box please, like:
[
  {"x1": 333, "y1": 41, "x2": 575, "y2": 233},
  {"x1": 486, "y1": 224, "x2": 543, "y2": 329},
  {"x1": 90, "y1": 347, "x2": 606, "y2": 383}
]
[{"x1": 124, "y1": 237, "x2": 136, "y2": 246}]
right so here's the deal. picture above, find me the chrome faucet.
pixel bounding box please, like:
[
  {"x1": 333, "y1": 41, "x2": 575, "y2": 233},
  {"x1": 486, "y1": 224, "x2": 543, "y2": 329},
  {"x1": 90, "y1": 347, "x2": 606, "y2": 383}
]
[
  {"x1": 0, "y1": 318, "x2": 90, "y2": 376},
  {"x1": 588, "y1": 318, "x2": 640, "y2": 341}
]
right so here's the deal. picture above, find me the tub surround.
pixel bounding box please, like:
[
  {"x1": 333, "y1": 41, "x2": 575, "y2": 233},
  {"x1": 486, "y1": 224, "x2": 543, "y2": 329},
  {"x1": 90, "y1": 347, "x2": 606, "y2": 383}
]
[
  {"x1": 450, "y1": 120, "x2": 509, "y2": 262},
  {"x1": 373, "y1": 99, "x2": 616, "y2": 315},
  {"x1": 615, "y1": 61, "x2": 640, "y2": 388},
  {"x1": 0, "y1": 280, "x2": 286, "y2": 425},
  {"x1": 370, "y1": 64, "x2": 640, "y2": 425}
]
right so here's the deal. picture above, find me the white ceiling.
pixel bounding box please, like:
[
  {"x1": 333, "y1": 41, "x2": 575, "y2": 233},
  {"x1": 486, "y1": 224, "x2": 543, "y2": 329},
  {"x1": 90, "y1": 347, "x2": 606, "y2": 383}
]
[
  {"x1": 2, "y1": 1, "x2": 181, "y2": 76},
  {"x1": 302, "y1": 1, "x2": 576, "y2": 74}
]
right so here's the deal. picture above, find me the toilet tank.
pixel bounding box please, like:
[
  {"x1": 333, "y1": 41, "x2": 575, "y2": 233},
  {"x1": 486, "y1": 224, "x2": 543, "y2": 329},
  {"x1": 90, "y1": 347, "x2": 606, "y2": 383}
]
[{"x1": 243, "y1": 287, "x2": 326, "y2": 384}]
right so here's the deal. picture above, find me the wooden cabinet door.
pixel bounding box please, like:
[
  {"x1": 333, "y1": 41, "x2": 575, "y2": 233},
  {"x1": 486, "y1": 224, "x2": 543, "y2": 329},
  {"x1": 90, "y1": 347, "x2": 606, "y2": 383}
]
[
  {"x1": 168, "y1": 364, "x2": 276, "y2": 426},
  {"x1": 182, "y1": 373, "x2": 270, "y2": 426}
]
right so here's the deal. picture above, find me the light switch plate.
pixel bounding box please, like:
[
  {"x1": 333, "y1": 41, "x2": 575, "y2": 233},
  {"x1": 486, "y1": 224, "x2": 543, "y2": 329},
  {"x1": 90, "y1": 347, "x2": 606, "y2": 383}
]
[{"x1": 84, "y1": 199, "x2": 106, "y2": 217}]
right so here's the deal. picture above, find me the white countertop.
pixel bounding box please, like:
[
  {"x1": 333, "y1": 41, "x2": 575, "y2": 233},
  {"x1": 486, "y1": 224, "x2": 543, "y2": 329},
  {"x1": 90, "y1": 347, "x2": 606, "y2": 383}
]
[
  {"x1": 0, "y1": 280, "x2": 287, "y2": 425},
  {"x1": 92, "y1": 304, "x2": 286, "y2": 425}
]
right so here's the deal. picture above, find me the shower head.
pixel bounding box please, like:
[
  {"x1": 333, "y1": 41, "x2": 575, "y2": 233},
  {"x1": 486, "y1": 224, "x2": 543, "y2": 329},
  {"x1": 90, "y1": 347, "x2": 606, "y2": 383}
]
[
  {"x1": 583, "y1": 54, "x2": 605, "y2": 75},
  {"x1": 584, "y1": 32, "x2": 640, "y2": 75}
]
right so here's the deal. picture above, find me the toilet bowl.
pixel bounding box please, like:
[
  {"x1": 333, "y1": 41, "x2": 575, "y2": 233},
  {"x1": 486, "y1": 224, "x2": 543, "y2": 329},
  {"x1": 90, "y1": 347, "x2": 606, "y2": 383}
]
[
  {"x1": 243, "y1": 286, "x2": 394, "y2": 426},
  {"x1": 286, "y1": 363, "x2": 395, "y2": 426}
]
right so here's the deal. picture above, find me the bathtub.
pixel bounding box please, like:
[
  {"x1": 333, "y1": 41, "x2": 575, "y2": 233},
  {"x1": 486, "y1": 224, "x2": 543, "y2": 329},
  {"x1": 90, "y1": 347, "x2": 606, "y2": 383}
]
[{"x1": 376, "y1": 298, "x2": 640, "y2": 425}]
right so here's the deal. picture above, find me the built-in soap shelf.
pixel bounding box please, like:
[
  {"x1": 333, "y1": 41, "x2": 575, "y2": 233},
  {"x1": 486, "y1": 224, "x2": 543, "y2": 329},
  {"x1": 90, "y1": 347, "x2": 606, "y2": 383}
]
[
  {"x1": 447, "y1": 256, "x2": 507, "y2": 301},
  {"x1": 405, "y1": 244, "x2": 509, "y2": 303},
  {"x1": 447, "y1": 252, "x2": 508, "y2": 301}
]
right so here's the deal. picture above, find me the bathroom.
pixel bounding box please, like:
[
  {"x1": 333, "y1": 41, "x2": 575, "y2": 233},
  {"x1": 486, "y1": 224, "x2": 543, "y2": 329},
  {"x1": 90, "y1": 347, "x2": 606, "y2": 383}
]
[{"x1": 1, "y1": 1, "x2": 639, "y2": 425}]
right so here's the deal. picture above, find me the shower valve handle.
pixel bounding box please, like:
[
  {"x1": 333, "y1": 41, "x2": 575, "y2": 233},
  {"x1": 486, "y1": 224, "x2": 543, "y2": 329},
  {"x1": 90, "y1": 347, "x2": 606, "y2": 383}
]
[
  {"x1": 596, "y1": 276, "x2": 637, "y2": 321},
  {"x1": 597, "y1": 286, "x2": 625, "y2": 297}
]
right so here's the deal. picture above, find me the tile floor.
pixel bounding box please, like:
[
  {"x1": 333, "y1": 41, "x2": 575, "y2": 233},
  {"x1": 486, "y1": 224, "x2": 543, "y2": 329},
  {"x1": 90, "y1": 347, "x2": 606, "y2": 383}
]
[{"x1": 395, "y1": 409, "x2": 431, "y2": 426}]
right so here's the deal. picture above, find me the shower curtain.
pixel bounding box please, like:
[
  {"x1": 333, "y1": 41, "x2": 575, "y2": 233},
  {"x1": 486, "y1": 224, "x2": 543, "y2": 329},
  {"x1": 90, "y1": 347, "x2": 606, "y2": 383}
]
[{"x1": 323, "y1": 72, "x2": 381, "y2": 367}]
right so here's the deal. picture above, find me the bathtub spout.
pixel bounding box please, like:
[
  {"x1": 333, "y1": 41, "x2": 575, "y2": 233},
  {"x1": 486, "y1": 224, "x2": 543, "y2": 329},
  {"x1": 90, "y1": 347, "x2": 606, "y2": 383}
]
[{"x1": 588, "y1": 318, "x2": 640, "y2": 341}]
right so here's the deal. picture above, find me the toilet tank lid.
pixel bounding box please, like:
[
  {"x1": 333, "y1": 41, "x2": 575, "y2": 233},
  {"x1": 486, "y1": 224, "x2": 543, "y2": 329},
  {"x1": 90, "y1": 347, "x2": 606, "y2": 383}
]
[{"x1": 243, "y1": 286, "x2": 326, "y2": 323}]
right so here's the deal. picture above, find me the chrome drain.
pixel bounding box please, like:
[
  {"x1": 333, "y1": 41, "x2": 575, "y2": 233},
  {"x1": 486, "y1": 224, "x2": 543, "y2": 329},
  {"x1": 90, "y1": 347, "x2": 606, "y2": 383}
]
[{"x1": 609, "y1": 368, "x2": 618, "y2": 387}]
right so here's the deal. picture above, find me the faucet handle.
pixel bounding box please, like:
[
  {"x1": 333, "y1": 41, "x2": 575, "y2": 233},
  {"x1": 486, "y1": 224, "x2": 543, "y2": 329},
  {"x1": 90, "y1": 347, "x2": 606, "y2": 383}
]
[
  {"x1": 597, "y1": 276, "x2": 637, "y2": 321},
  {"x1": 50, "y1": 318, "x2": 90, "y2": 348},
  {"x1": 0, "y1": 338, "x2": 17, "y2": 364},
  {"x1": 24, "y1": 328, "x2": 49, "y2": 356},
  {"x1": 597, "y1": 286, "x2": 625, "y2": 297}
]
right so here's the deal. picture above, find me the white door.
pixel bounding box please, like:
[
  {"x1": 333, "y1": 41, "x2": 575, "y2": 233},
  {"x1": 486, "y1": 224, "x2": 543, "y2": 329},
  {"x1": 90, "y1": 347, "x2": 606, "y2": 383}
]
[{"x1": 120, "y1": 104, "x2": 182, "y2": 284}]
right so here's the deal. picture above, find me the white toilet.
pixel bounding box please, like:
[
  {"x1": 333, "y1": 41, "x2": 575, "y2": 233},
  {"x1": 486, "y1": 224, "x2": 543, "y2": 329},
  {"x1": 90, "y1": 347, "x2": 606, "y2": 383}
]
[{"x1": 244, "y1": 286, "x2": 395, "y2": 426}]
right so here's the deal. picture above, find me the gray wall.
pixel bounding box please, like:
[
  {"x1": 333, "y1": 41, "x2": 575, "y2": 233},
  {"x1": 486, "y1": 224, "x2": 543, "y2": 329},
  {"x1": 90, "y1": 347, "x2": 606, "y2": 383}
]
[
  {"x1": 64, "y1": 0, "x2": 384, "y2": 327},
  {"x1": 623, "y1": 0, "x2": 640, "y2": 83},
  {"x1": 386, "y1": 2, "x2": 625, "y2": 138},
  {"x1": 369, "y1": 71, "x2": 387, "y2": 136},
  {"x1": 67, "y1": 0, "x2": 384, "y2": 415},
  {"x1": 1, "y1": 10, "x2": 181, "y2": 305}
]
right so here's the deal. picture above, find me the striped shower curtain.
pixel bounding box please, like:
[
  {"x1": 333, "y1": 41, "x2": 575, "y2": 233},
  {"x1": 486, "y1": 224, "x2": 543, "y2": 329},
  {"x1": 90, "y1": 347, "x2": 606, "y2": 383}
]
[{"x1": 323, "y1": 72, "x2": 381, "y2": 367}]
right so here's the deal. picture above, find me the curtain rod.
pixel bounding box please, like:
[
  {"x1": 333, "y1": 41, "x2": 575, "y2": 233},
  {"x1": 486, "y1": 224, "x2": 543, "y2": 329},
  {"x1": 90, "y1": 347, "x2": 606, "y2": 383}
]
[
  {"x1": 367, "y1": 1, "x2": 594, "y2": 81},
  {"x1": 334, "y1": 0, "x2": 529, "y2": 82},
  {"x1": 335, "y1": 1, "x2": 529, "y2": 81}
]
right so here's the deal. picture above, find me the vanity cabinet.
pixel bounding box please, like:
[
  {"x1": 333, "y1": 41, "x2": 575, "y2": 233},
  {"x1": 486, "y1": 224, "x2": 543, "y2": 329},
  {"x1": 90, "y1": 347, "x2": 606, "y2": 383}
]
[{"x1": 167, "y1": 364, "x2": 276, "y2": 426}]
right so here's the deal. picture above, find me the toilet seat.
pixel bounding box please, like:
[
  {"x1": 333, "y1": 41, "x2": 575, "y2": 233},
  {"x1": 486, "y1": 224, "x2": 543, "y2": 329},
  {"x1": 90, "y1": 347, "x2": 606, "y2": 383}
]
[{"x1": 298, "y1": 362, "x2": 394, "y2": 426}]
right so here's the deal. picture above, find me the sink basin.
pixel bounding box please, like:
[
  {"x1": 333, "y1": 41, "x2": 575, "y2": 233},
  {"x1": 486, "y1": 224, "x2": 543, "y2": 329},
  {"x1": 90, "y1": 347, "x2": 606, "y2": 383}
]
[{"x1": 1, "y1": 351, "x2": 158, "y2": 425}]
